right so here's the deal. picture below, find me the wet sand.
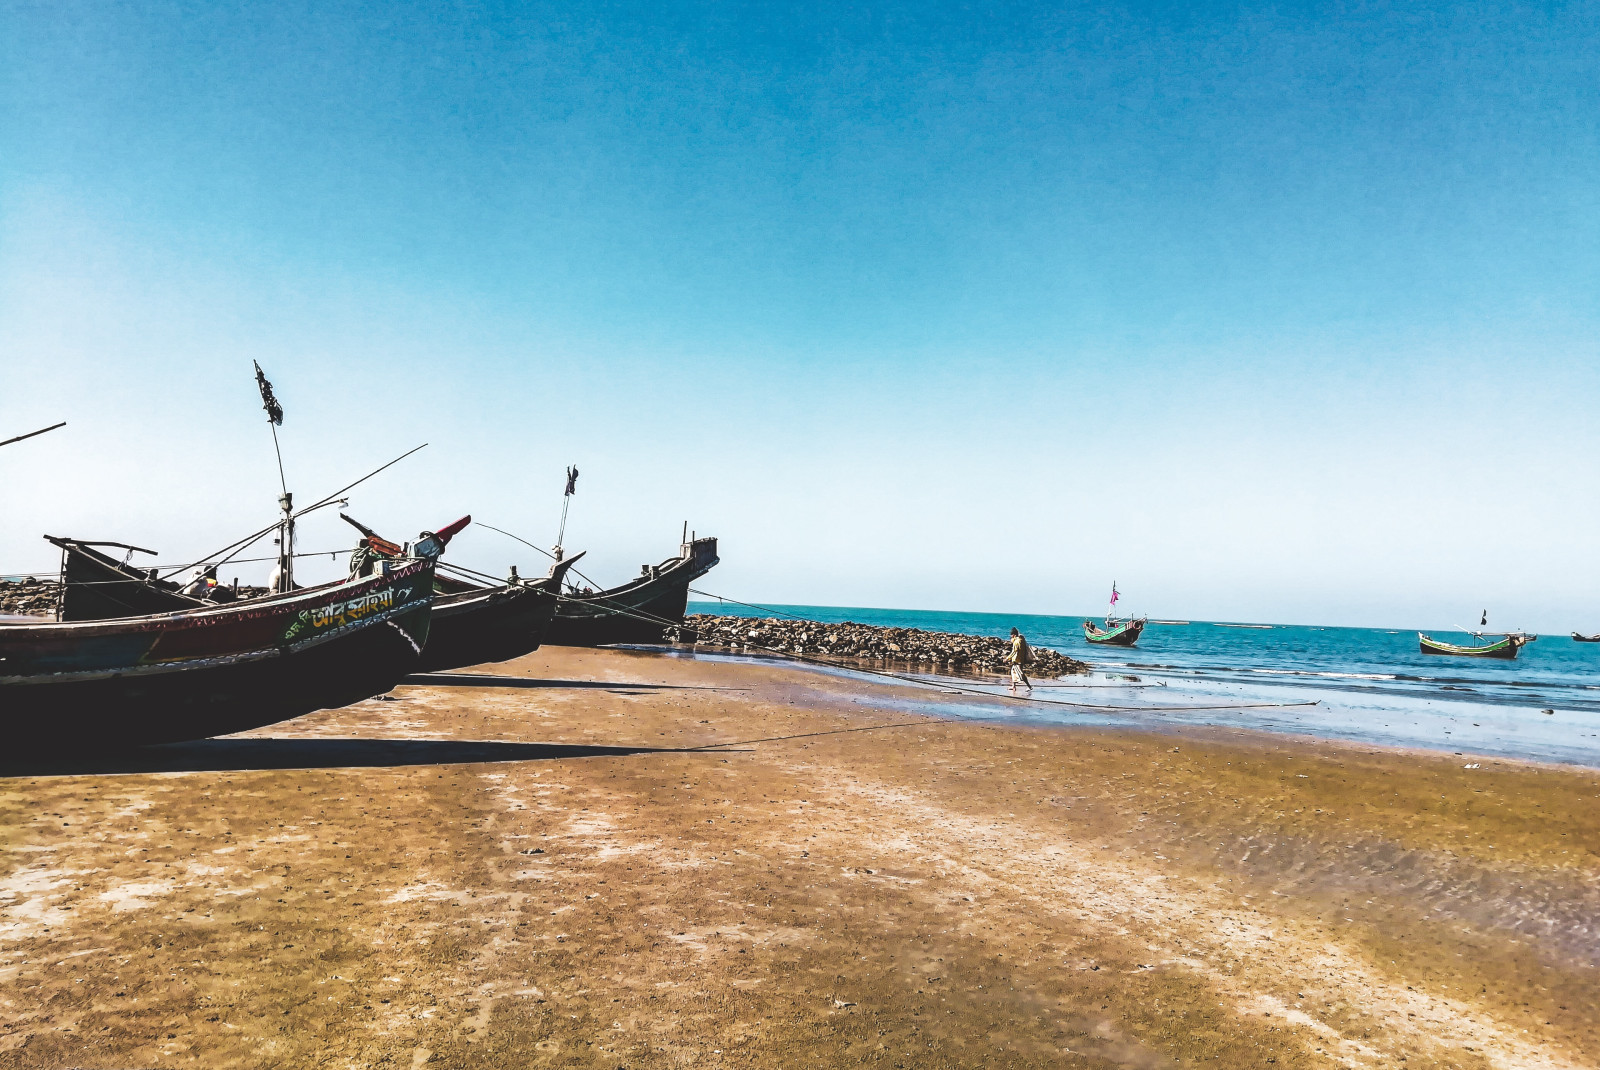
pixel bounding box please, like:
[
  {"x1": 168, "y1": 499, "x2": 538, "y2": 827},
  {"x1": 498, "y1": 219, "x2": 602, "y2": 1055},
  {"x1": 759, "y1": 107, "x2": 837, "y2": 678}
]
[{"x1": 3, "y1": 646, "x2": 1598, "y2": 1068}]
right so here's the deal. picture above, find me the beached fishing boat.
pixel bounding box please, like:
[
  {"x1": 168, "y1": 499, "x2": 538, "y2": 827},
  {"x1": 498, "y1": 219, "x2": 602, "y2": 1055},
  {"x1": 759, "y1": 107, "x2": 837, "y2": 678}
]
[
  {"x1": 1417, "y1": 632, "x2": 1534, "y2": 659},
  {"x1": 341, "y1": 513, "x2": 587, "y2": 671},
  {"x1": 0, "y1": 533, "x2": 451, "y2": 749},
  {"x1": 1573, "y1": 632, "x2": 1600, "y2": 643},
  {"x1": 46, "y1": 536, "x2": 234, "y2": 621},
  {"x1": 545, "y1": 533, "x2": 720, "y2": 646},
  {"x1": 414, "y1": 578, "x2": 564, "y2": 672},
  {"x1": 1083, "y1": 617, "x2": 1147, "y2": 646},
  {"x1": 50, "y1": 517, "x2": 573, "y2": 674}
]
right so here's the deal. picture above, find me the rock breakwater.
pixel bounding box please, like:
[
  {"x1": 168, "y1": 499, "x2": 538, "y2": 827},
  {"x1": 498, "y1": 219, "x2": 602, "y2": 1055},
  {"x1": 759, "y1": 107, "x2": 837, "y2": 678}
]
[
  {"x1": 681, "y1": 614, "x2": 1088, "y2": 678},
  {"x1": 0, "y1": 577, "x2": 58, "y2": 616}
]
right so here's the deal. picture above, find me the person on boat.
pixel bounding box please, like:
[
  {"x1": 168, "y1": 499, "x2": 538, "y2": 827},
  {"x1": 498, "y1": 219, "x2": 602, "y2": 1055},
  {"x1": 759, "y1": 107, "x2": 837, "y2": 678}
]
[
  {"x1": 182, "y1": 566, "x2": 218, "y2": 598},
  {"x1": 1007, "y1": 628, "x2": 1033, "y2": 694}
]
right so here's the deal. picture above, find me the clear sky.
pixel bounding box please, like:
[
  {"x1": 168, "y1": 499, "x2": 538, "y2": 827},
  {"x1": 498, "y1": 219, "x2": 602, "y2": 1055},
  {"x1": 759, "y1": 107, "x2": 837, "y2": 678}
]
[{"x1": 3, "y1": 1, "x2": 1597, "y2": 630}]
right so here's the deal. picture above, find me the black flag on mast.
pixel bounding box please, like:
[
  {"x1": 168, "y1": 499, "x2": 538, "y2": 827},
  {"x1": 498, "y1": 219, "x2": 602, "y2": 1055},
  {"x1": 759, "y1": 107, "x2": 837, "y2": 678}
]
[
  {"x1": 253, "y1": 361, "x2": 284, "y2": 425},
  {"x1": 564, "y1": 465, "x2": 579, "y2": 496}
]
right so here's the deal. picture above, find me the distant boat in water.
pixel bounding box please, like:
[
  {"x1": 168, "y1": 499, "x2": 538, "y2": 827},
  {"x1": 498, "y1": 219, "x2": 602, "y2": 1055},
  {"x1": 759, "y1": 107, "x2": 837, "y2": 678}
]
[
  {"x1": 1083, "y1": 581, "x2": 1145, "y2": 647},
  {"x1": 1573, "y1": 632, "x2": 1600, "y2": 643},
  {"x1": 1083, "y1": 617, "x2": 1146, "y2": 646},
  {"x1": 1418, "y1": 632, "x2": 1534, "y2": 659}
]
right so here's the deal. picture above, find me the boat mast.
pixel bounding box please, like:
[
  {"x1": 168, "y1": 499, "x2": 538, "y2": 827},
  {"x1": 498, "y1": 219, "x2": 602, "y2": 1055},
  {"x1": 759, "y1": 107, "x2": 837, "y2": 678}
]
[
  {"x1": 253, "y1": 362, "x2": 294, "y2": 593},
  {"x1": 553, "y1": 464, "x2": 578, "y2": 561}
]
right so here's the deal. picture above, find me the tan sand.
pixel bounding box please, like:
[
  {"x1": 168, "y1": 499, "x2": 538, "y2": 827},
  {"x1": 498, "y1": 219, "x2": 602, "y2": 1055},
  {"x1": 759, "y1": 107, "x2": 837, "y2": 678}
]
[{"x1": 3, "y1": 646, "x2": 1597, "y2": 1068}]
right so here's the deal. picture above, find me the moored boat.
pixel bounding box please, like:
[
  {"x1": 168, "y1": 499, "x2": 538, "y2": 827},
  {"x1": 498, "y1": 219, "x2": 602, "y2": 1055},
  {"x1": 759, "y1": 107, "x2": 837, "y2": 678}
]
[
  {"x1": 1417, "y1": 632, "x2": 1534, "y2": 659},
  {"x1": 0, "y1": 531, "x2": 452, "y2": 749},
  {"x1": 1083, "y1": 617, "x2": 1146, "y2": 646},
  {"x1": 1573, "y1": 632, "x2": 1600, "y2": 643},
  {"x1": 545, "y1": 533, "x2": 720, "y2": 646}
]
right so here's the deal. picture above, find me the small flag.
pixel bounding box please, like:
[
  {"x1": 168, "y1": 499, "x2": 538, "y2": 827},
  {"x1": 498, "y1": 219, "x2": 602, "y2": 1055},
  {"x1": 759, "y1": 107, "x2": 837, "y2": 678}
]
[
  {"x1": 1110, "y1": 582, "x2": 1120, "y2": 606},
  {"x1": 1480, "y1": 610, "x2": 1488, "y2": 627},
  {"x1": 253, "y1": 361, "x2": 284, "y2": 425},
  {"x1": 564, "y1": 465, "x2": 579, "y2": 496}
]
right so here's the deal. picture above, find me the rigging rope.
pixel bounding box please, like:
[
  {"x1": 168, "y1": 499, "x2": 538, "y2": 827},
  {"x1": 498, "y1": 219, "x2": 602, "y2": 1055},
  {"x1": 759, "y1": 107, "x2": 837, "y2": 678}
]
[{"x1": 154, "y1": 443, "x2": 428, "y2": 581}]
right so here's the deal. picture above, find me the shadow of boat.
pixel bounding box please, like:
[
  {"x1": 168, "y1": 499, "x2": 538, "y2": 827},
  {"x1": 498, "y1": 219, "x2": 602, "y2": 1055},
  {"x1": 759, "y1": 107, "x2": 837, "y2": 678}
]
[{"x1": 0, "y1": 737, "x2": 680, "y2": 779}]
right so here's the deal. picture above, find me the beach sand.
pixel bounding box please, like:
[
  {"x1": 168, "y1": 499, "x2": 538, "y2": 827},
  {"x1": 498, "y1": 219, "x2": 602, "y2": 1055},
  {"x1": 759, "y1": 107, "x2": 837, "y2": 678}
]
[{"x1": 3, "y1": 646, "x2": 1597, "y2": 1068}]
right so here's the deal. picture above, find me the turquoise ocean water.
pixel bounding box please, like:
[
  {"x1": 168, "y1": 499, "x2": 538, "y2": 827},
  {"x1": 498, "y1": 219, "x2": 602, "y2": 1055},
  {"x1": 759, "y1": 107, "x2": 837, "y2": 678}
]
[{"x1": 686, "y1": 601, "x2": 1600, "y2": 768}]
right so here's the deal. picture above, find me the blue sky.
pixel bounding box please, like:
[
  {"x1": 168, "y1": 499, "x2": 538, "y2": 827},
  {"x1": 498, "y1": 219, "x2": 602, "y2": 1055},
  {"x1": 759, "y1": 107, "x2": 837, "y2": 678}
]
[{"x1": 3, "y1": 1, "x2": 1597, "y2": 629}]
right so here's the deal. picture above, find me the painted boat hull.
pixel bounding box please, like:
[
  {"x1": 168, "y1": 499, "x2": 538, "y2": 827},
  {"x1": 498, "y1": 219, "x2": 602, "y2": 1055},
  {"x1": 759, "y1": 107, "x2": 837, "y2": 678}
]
[
  {"x1": 1417, "y1": 632, "x2": 1527, "y2": 659},
  {"x1": 1573, "y1": 633, "x2": 1600, "y2": 643},
  {"x1": 546, "y1": 537, "x2": 719, "y2": 647},
  {"x1": 0, "y1": 560, "x2": 436, "y2": 748},
  {"x1": 1083, "y1": 618, "x2": 1146, "y2": 647},
  {"x1": 416, "y1": 577, "x2": 564, "y2": 672}
]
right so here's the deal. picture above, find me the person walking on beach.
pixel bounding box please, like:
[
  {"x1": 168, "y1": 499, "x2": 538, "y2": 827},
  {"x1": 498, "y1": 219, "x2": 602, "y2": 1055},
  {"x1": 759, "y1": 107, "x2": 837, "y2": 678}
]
[{"x1": 1007, "y1": 627, "x2": 1033, "y2": 694}]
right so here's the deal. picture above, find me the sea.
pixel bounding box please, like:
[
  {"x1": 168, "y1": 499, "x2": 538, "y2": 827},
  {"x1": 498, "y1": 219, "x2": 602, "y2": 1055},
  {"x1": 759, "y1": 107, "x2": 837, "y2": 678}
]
[{"x1": 686, "y1": 601, "x2": 1600, "y2": 769}]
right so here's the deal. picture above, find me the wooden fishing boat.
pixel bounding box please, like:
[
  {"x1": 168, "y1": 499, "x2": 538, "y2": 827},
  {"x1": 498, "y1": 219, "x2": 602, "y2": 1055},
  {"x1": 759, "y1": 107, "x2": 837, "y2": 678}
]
[
  {"x1": 1573, "y1": 632, "x2": 1600, "y2": 643},
  {"x1": 341, "y1": 514, "x2": 590, "y2": 671},
  {"x1": 1, "y1": 552, "x2": 442, "y2": 749},
  {"x1": 46, "y1": 536, "x2": 236, "y2": 621},
  {"x1": 49, "y1": 518, "x2": 572, "y2": 675},
  {"x1": 1083, "y1": 617, "x2": 1146, "y2": 647},
  {"x1": 1417, "y1": 632, "x2": 1534, "y2": 659},
  {"x1": 545, "y1": 534, "x2": 720, "y2": 646},
  {"x1": 408, "y1": 565, "x2": 573, "y2": 671},
  {"x1": 414, "y1": 582, "x2": 555, "y2": 671}
]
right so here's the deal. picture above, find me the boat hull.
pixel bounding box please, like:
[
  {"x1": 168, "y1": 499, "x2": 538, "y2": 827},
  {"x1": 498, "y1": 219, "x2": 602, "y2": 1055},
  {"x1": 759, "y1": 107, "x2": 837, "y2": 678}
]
[
  {"x1": 416, "y1": 582, "x2": 559, "y2": 672},
  {"x1": 1417, "y1": 632, "x2": 1526, "y2": 659},
  {"x1": 1083, "y1": 618, "x2": 1145, "y2": 647},
  {"x1": 1573, "y1": 632, "x2": 1600, "y2": 643},
  {"x1": 546, "y1": 537, "x2": 719, "y2": 647},
  {"x1": 0, "y1": 560, "x2": 436, "y2": 748}
]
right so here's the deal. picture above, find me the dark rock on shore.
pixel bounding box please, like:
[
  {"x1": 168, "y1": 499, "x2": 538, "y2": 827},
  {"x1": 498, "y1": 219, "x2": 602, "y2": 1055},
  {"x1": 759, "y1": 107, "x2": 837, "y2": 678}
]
[
  {"x1": 678, "y1": 614, "x2": 1088, "y2": 678},
  {"x1": 0, "y1": 576, "x2": 59, "y2": 617}
]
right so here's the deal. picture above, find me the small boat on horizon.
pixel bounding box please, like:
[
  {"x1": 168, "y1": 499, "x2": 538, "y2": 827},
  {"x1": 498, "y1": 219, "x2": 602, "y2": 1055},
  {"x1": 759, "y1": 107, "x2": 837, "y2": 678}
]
[
  {"x1": 1573, "y1": 632, "x2": 1600, "y2": 643},
  {"x1": 1083, "y1": 617, "x2": 1147, "y2": 646},
  {"x1": 1083, "y1": 582, "x2": 1146, "y2": 647},
  {"x1": 1418, "y1": 631, "x2": 1535, "y2": 660}
]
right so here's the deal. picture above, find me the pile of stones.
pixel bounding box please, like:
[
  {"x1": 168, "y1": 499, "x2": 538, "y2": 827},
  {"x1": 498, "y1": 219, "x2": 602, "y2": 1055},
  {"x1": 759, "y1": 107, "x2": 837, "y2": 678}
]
[
  {"x1": 0, "y1": 576, "x2": 59, "y2": 616},
  {"x1": 679, "y1": 614, "x2": 1088, "y2": 678}
]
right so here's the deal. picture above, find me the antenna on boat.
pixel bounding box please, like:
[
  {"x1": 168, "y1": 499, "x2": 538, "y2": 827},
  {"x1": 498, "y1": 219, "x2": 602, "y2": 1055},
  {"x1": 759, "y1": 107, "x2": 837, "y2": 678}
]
[
  {"x1": 553, "y1": 464, "x2": 578, "y2": 561},
  {"x1": 253, "y1": 362, "x2": 295, "y2": 593}
]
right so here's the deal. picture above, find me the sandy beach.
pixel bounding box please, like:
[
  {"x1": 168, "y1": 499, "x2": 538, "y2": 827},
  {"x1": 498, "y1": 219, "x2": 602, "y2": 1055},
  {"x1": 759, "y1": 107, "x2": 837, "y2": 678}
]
[{"x1": 3, "y1": 645, "x2": 1597, "y2": 1068}]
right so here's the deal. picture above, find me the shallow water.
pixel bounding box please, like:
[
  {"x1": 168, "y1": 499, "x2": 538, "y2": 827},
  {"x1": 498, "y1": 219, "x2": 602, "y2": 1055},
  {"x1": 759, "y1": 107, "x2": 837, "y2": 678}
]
[{"x1": 686, "y1": 601, "x2": 1600, "y2": 768}]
